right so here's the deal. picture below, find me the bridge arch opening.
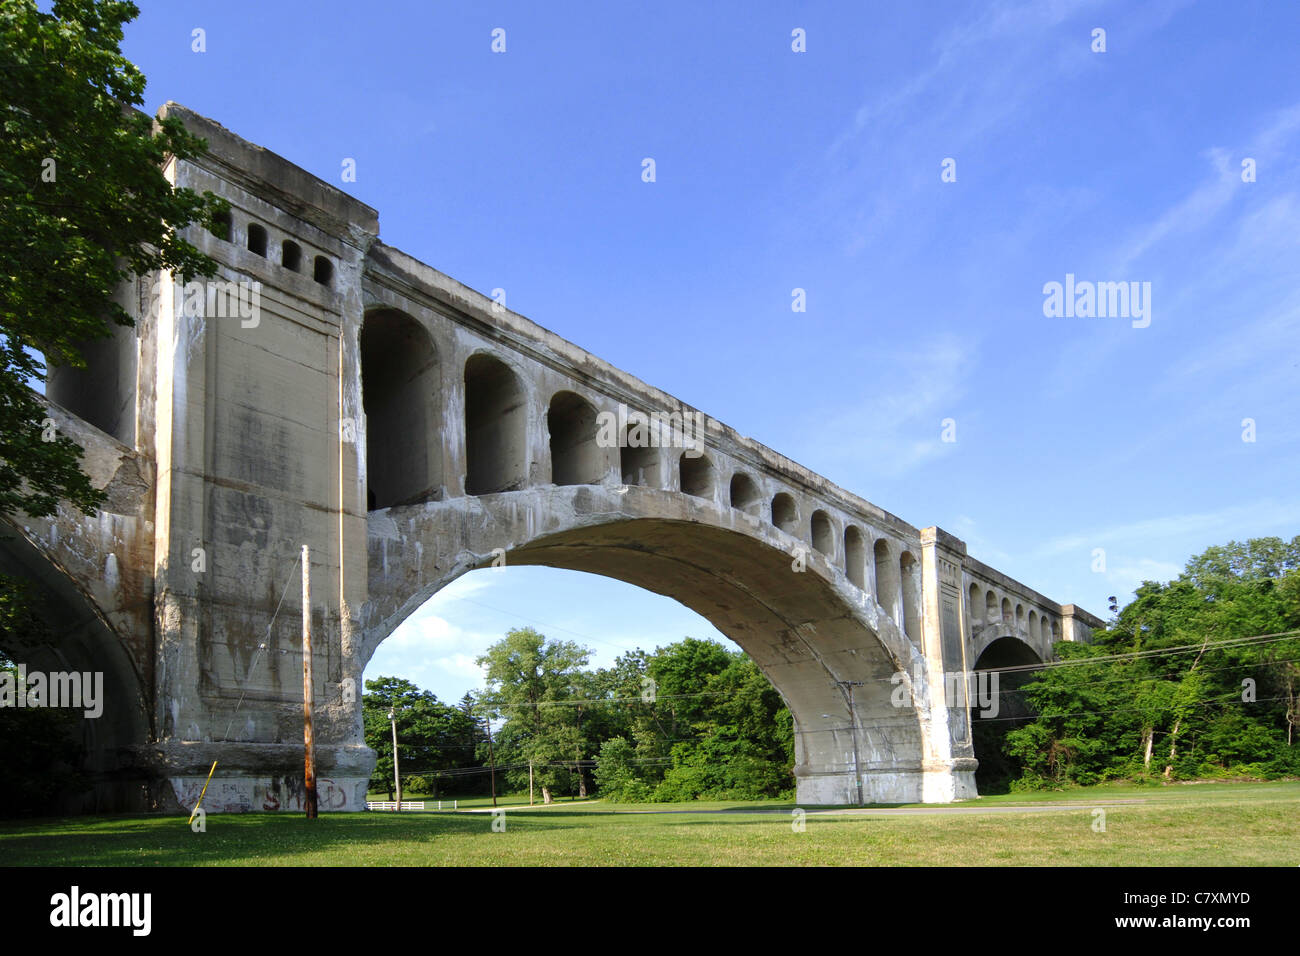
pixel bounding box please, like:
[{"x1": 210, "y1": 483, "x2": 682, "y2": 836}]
[
  {"x1": 968, "y1": 582, "x2": 982, "y2": 625},
  {"x1": 464, "y1": 354, "x2": 527, "y2": 495},
  {"x1": 362, "y1": 507, "x2": 927, "y2": 806},
  {"x1": 547, "y1": 391, "x2": 604, "y2": 486},
  {"x1": 0, "y1": 523, "x2": 151, "y2": 813},
  {"x1": 369, "y1": 564, "x2": 806, "y2": 804},
  {"x1": 361, "y1": 309, "x2": 440, "y2": 509},
  {"x1": 970, "y1": 636, "x2": 1043, "y2": 794}
]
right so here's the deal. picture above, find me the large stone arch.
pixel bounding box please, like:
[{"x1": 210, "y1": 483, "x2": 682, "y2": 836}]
[
  {"x1": 970, "y1": 617, "x2": 1051, "y2": 664},
  {"x1": 0, "y1": 521, "x2": 152, "y2": 812},
  {"x1": 360, "y1": 484, "x2": 937, "y2": 804},
  {"x1": 969, "y1": 635, "x2": 1044, "y2": 793}
]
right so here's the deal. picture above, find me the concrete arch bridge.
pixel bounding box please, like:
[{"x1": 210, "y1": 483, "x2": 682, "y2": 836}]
[{"x1": 2, "y1": 105, "x2": 1099, "y2": 811}]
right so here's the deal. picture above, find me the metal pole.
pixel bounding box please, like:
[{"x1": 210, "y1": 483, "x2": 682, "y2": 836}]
[
  {"x1": 302, "y1": 545, "x2": 318, "y2": 819},
  {"x1": 529, "y1": 759, "x2": 534, "y2": 806},
  {"x1": 389, "y1": 709, "x2": 402, "y2": 810},
  {"x1": 838, "y1": 680, "x2": 865, "y2": 806}
]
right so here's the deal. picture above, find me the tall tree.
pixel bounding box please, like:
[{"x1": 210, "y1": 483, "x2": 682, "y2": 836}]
[
  {"x1": 362, "y1": 677, "x2": 479, "y2": 799},
  {"x1": 1, "y1": 0, "x2": 225, "y2": 518},
  {"x1": 475, "y1": 627, "x2": 590, "y2": 803}
]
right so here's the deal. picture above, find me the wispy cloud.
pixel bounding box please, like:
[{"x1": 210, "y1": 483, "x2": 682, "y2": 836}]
[
  {"x1": 1037, "y1": 499, "x2": 1300, "y2": 559},
  {"x1": 796, "y1": 332, "x2": 976, "y2": 481}
]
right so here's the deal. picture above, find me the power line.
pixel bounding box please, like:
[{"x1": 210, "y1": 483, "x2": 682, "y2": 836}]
[
  {"x1": 978, "y1": 629, "x2": 1300, "y2": 677},
  {"x1": 967, "y1": 693, "x2": 1293, "y2": 726},
  {"x1": 973, "y1": 655, "x2": 1300, "y2": 699}
]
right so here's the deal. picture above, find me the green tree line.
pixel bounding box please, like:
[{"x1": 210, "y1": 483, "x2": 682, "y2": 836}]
[{"x1": 978, "y1": 535, "x2": 1300, "y2": 791}]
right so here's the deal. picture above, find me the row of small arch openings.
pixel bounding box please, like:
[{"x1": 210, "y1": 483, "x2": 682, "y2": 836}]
[
  {"x1": 967, "y1": 582, "x2": 1060, "y2": 643},
  {"x1": 208, "y1": 209, "x2": 333, "y2": 286}
]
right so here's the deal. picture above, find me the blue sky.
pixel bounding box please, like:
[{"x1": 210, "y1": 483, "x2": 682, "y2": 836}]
[{"x1": 108, "y1": 0, "x2": 1299, "y2": 703}]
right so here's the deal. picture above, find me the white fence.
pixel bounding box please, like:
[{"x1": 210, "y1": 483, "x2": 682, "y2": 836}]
[{"x1": 365, "y1": 800, "x2": 459, "y2": 811}]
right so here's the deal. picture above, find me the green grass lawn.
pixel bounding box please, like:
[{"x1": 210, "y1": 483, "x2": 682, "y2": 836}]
[{"x1": 2, "y1": 780, "x2": 1296, "y2": 866}]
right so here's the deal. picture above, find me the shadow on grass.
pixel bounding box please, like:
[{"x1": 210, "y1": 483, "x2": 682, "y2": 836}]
[
  {"x1": 0, "y1": 812, "x2": 550, "y2": 866},
  {"x1": 1, "y1": 807, "x2": 855, "y2": 865}
]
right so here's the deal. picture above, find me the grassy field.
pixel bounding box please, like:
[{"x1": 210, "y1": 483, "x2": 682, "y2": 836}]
[{"x1": 2, "y1": 780, "x2": 1296, "y2": 866}]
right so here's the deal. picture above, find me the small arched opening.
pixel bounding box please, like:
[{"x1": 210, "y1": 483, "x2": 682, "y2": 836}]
[
  {"x1": 679, "y1": 453, "x2": 714, "y2": 499},
  {"x1": 844, "y1": 526, "x2": 866, "y2": 590},
  {"x1": 281, "y1": 240, "x2": 302, "y2": 272},
  {"x1": 464, "y1": 354, "x2": 527, "y2": 496},
  {"x1": 811, "y1": 511, "x2": 834, "y2": 557},
  {"x1": 875, "y1": 539, "x2": 899, "y2": 623},
  {"x1": 547, "y1": 391, "x2": 604, "y2": 486},
  {"x1": 360, "y1": 309, "x2": 440, "y2": 510},
  {"x1": 729, "y1": 473, "x2": 762, "y2": 516},
  {"x1": 900, "y1": 550, "x2": 921, "y2": 644},
  {"x1": 247, "y1": 223, "x2": 267, "y2": 257},
  {"x1": 771, "y1": 493, "x2": 798, "y2": 535}
]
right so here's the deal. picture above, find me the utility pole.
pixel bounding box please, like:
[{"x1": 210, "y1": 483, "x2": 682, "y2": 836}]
[
  {"x1": 575, "y1": 699, "x2": 586, "y2": 799},
  {"x1": 388, "y1": 708, "x2": 401, "y2": 810},
  {"x1": 302, "y1": 545, "x2": 317, "y2": 819},
  {"x1": 484, "y1": 715, "x2": 497, "y2": 808},
  {"x1": 837, "y1": 680, "x2": 865, "y2": 806},
  {"x1": 529, "y1": 759, "x2": 534, "y2": 806}
]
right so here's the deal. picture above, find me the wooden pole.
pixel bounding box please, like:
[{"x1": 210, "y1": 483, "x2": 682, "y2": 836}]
[
  {"x1": 302, "y1": 544, "x2": 318, "y2": 819},
  {"x1": 485, "y1": 715, "x2": 497, "y2": 808},
  {"x1": 390, "y1": 710, "x2": 402, "y2": 810}
]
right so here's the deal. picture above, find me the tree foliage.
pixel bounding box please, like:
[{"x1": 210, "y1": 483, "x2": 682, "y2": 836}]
[
  {"x1": 362, "y1": 677, "x2": 479, "y2": 800},
  {"x1": 475, "y1": 627, "x2": 592, "y2": 801},
  {"x1": 988, "y1": 535, "x2": 1300, "y2": 791},
  {"x1": 1, "y1": 0, "x2": 225, "y2": 517},
  {"x1": 461, "y1": 630, "x2": 795, "y2": 803}
]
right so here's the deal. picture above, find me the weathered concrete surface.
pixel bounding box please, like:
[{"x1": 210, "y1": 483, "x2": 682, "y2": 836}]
[
  {"x1": 0, "y1": 399, "x2": 154, "y2": 810},
  {"x1": 3, "y1": 103, "x2": 1102, "y2": 810}
]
